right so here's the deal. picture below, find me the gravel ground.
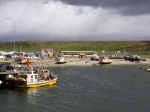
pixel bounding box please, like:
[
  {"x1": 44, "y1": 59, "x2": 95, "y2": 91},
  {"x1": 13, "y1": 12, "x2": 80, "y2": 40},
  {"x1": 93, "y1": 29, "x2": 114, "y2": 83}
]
[{"x1": 29, "y1": 58, "x2": 150, "y2": 67}]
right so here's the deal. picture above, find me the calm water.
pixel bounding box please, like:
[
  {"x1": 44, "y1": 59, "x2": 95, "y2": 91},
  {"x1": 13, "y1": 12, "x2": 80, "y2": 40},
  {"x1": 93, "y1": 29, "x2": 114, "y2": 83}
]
[{"x1": 1, "y1": 65, "x2": 150, "y2": 112}]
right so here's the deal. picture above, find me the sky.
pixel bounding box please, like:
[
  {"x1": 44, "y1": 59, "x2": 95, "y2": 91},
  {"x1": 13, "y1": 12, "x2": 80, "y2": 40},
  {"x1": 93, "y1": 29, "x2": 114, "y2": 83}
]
[{"x1": 0, "y1": 0, "x2": 150, "y2": 41}]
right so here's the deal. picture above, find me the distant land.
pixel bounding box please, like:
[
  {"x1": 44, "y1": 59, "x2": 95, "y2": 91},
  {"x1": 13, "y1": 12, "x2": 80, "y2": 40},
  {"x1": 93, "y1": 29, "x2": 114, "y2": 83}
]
[{"x1": 0, "y1": 41, "x2": 150, "y2": 55}]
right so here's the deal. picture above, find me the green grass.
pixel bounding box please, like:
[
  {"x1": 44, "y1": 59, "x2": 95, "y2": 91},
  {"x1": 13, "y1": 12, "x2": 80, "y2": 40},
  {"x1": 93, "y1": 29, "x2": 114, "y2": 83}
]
[{"x1": 0, "y1": 41, "x2": 149, "y2": 55}]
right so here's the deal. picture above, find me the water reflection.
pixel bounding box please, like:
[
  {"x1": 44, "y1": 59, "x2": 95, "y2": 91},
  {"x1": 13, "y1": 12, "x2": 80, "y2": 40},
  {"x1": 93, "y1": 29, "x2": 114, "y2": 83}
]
[
  {"x1": 48, "y1": 84, "x2": 57, "y2": 88},
  {"x1": 1, "y1": 65, "x2": 150, "y2": 112}
]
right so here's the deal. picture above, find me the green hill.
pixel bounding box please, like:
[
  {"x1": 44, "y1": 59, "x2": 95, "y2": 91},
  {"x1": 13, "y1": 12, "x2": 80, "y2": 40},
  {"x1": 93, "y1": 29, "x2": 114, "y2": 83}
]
[{"x1": 0, "y1": 41, "x2": 149, "y2": 55}]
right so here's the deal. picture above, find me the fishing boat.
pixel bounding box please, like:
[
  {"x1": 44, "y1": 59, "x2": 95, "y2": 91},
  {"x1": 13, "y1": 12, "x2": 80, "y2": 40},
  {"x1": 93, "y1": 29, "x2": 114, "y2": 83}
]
[
  {"x1": 15, "y1": 70, "x2": 58, "y2": 88},
  {"x1": 4, "y1": 65, "x2": 21, "y2": 86},
  {"x1": 5, "y1": 77, "x2": 16, "y2": 85},
  {"x1": 6, "y1": 58, "x2": 58, "y2": 88},
  {"x1": 55, "y1": 56, "x2": 67, "y2": 64},
  {"x1": 99, "y1": 56, "x2": 113, "y2": 64},
  {"x1": 17, "y1": 57, "x2": 34, "y2": 64}
]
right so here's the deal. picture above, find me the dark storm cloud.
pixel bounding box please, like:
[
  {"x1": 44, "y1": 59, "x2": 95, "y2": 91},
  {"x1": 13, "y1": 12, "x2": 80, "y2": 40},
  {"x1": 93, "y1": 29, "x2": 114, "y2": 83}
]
[
  {"x1": 57, "y1": 0, "x2": 150, "y2": 15},
  {"x1": 1, "y1": 0, "x2": 150, "y2": 15}
]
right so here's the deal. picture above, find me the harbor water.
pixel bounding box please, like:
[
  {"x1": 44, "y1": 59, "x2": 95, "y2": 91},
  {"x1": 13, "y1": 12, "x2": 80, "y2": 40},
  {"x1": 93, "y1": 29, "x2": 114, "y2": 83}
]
[{"x1": 0, "y1": 65, "x2": 150, "y2": 112}]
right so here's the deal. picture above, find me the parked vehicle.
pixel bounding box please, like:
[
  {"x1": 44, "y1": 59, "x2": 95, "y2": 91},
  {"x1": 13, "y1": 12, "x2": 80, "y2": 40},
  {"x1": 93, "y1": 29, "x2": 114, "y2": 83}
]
[
  {"x1": 124, "y1": 55, "x2": 140, "y2": 61},
  {"x1": 91, "y1": 56, "x2": 99, "y2": 61},
  {"x1": 4, "y1": 54, "x2": 12, "y2": 59},
  {"x1": 24, "y1": 53, "x2": 39, "y2": 59}
]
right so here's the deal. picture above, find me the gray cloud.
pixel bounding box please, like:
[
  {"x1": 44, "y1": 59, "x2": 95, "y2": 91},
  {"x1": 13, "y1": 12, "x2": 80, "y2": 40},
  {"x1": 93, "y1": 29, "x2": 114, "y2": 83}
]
[
  {"x1": 1, "y1": 0, "x2": 150, "y2": 15},
  {"x1": 0, "y1": 0, "x2": 150, "y2": 41},
  {"x1": 56, "y1": 0, "x2": 150, "y2": 15}
]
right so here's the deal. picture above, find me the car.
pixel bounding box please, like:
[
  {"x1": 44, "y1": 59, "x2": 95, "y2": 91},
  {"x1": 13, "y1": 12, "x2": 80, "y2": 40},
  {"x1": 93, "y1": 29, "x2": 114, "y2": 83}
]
[
  {"x1": 24, "y1": 53, "x2": 39, "y2": 59},
  {"x1": 4, "y1": 54, "x2": 12, "y2": 59},
  {"x1": 24, "y1": 54, "x2": 33, "y2": 59},
  {"x1": 91, "y1": 57, "x2": 99, "y2": 61}
]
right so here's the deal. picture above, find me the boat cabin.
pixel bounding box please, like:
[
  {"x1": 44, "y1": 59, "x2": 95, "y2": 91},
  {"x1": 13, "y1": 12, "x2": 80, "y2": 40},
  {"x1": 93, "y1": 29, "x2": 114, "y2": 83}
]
[{"x1": 18, "y1": 71, "x2": 39, "y2": 84}]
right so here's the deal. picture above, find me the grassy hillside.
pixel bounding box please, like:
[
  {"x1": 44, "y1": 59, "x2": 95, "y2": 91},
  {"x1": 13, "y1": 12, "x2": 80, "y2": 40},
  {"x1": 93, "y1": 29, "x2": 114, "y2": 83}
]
[{"x1": 0, "y1": 41, "x2": 149, "y2": 54}]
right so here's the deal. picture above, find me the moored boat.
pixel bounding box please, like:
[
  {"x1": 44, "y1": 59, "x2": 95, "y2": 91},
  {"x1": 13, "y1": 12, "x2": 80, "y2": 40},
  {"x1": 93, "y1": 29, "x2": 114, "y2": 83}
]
[
  {"x1": 4, "y1": 65, "x2": 21, "y2": 86},
  {"x1": 55, "y1": 56, "x2": 67, "y2": 64},
  {"x1": 15, "y1": 70, "x2": 58, "y2": 88},
  {"x1": 99, "y1": 56, "x2": 113, "y2": 64},
  {"x1": 145, "y1": 68, "x2": 150, "y2": 72},
  {"x1": 5, "y1": 58, "x2": 58, "y2": 88},
  {"x1": 5, "y1": 77, "x2": 16, "y2": 85},
  {"x1": 17, "y1": 58, "x2": 33, "y2": 64},
  {"x1": 15, "y1": 78, "x2": 26, "y2": 85}
]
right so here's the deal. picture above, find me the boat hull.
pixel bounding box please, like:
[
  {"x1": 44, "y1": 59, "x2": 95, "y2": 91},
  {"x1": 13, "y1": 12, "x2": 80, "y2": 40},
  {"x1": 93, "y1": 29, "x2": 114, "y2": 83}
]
[
  {"x1": 100, "y1": 61, "x2": 112, "y2": 64},
  {"x1": 55, "y1": 56, "x2": 67, "y2": 64},
  {"x1": 18, "y1": 59, "x2": 33, "y2": 64},
  {"x1": 5, "y1": 77, "x2": 16, "y2": 85},
  {"x1": 145, "y1": 68, "x2": 150, "y2": 72},
  {"x1": 17, "y1": 78, "x2": 58, "y2": 88},
  {"x1": 15, "y1": 78, "x2": 26, "y2": 85},
  {"x1": 56, "y1": 61, "x2": 67, "y2": 64}
]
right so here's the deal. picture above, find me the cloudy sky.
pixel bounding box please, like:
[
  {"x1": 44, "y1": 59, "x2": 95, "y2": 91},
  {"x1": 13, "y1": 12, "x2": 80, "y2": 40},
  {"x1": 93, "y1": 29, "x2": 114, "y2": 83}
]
[{"x1": 0, "y1": 0, "x2": 150, "y2": 41}]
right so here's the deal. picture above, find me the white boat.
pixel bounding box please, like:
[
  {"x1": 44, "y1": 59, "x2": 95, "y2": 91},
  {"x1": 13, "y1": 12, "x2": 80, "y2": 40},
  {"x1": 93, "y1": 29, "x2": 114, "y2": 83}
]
[
  {"x1": 0, "y1": 80, "x2": 2, "y2": 84},
  {"x1": 145, "y1": 68, "x2": 150, "y2": 72},
  {"x1": 55, "y1": 56, "x2": 67, "y2": 64},
  {"x1": 99, "y1": 56, "x2": 113, "y2": 64}
]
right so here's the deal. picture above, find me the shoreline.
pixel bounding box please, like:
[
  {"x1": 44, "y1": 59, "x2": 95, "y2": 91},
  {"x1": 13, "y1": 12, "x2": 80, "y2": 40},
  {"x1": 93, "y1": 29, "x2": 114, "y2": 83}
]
[{"x1": 30, "y1": 58, "x2": 150, "y2": 67}]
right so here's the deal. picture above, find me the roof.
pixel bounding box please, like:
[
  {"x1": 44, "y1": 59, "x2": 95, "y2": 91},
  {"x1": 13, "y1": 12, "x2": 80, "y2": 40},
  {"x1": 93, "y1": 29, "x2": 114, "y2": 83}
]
[
  {"x1": 60, "y1": 51, "x2": 96, "y2": 53},
  {"x1": 79, "y1": 53, "x2": 85, "y2": 55}
]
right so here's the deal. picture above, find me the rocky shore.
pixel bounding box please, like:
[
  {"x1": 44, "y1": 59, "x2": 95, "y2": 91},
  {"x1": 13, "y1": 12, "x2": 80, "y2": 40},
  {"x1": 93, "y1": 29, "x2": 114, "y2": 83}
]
[{"x1": 30, "y1": 58, "x2": 150, "y2": 67}]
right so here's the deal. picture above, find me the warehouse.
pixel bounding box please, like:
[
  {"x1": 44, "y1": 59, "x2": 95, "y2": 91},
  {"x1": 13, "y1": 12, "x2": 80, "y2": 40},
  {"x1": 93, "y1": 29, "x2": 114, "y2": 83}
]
[{"x1": 60, "y1": 51, "x2": 97, "y2": 58}]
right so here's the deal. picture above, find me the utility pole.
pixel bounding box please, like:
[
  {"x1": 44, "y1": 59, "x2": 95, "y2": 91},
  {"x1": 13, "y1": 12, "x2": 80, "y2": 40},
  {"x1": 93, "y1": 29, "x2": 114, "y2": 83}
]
[{"x1": 6, "y1": 18, "x2": 16, "y2": 67}]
